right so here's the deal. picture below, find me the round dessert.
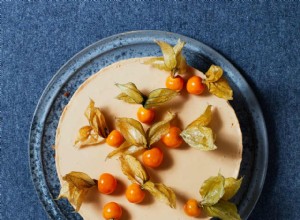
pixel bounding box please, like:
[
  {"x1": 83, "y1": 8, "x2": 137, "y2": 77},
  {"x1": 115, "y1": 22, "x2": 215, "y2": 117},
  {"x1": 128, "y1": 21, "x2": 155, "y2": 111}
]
[{"x1": 55, "y1": 57, "x2": 243, "y2": 219}]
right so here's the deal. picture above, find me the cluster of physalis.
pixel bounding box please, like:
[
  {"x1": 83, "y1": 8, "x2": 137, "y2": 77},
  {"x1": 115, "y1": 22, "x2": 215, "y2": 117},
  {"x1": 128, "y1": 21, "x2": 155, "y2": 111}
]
[{"x1": 58, "y1": 40, "x2": 242, "y2": 220}]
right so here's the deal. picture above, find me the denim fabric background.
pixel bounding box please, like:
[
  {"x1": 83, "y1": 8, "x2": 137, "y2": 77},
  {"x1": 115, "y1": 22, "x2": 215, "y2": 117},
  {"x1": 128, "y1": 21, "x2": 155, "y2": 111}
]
[{"x1": 1, "y1": 1, "x2": 300, "y2": 219}]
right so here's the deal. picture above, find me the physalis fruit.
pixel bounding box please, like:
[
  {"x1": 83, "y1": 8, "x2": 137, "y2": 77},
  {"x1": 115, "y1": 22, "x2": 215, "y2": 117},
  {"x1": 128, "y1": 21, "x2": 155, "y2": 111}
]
[
  {"x1": 180, "y1": 105, "x2": 217, "y2": 151},
  {"x1": 102, "y1": 202, "x2": 122, "y2": 220},
  {"x1": 183, "y1": 174, "x2": 243, "y2": 220},
  {"x1": 97, "y1": 173, "x2": 117, "y2": 195},
  {"x1": 204, "y1": 65, "x2": 233, "y2": 100},
  {"x1": 75, "y1": 100, "x2": 109, "y2": 148},
  {"x1": 145, "y1": 39, "x2": 187, "y2": 91},
  {"x1": 120, "y1": 154, "x2": 176, "y2": 208},
  {"x1": 58, "y1": 171, "x2": 97, "y2": 212},
  {"x1": 116, "y1": 82, "x2": 178, "y2": 123},
  {"x1": 106, "y1": 112, "x2": 175, "y2": 161}
]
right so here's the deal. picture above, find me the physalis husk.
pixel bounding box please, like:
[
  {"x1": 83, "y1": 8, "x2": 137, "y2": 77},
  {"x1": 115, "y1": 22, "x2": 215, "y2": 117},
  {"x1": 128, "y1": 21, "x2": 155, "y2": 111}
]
[
  {"x1": 75, "y1": 99, "x2": 109, "y2": 148},
  {"x1": 180, "y1": 105, "x2": 217, "y2": 151},
  {"x1": 199, "y1": 174, "x2": 243, "y2": 220},
  {"x1": 144, "y1": 39, "x2": 187, "y2": 77},
  {"x1": 120, "y1": 154, "x2": 176, "y2": 208},
  {"x1": 204, "y1": 65, "x2": 233, "y2": 100},
  {"x1": 106, "y1": 112, "x2": 175, "y2": 159},
  {"x1": 58, "y1": 171, "x2": 97, "y2": 212},
  {"x1": 115, "y1": 82, "x2": 178, "y2": 109}
]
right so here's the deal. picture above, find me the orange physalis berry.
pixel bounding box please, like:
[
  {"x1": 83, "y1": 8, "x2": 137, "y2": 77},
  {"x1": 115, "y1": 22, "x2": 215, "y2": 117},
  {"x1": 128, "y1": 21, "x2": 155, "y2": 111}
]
[
  {"x1": 137, "y1": 106, "x2": 155, "y2": 124},
  {"x1": 125, "y1": 183, "x2": 146, "y2": 203},
  {"x1": 102, "y1": 202, "x2": 122, "y2": 220},
  {"x1": 161, "y1": 126, "x2": 183, "y2": 148},
  {"x1": 98, "y1": 173, "x2": 117, "y2": 195},
  {"x1": 106, "y1": 130, "x2": 124, "y2": 147},
  {"x1": 166, "y1": 76, "x2": 184, "y2": 91},
  {"x1": 186, "y1": 76, "x2": 205, "y2": 95},
  {"x1": 183, "y1": 199, "x2": 202, "y2": 217},
  {"x1": 142, "y1": 147, "x2": 164, "y2": 168}
]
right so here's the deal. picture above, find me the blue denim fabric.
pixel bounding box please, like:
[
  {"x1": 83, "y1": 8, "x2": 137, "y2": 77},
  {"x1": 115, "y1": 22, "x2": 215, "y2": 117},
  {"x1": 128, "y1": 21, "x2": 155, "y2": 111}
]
[{"x1": 1, "y1": 1, "x2": 299, "y2": 219}]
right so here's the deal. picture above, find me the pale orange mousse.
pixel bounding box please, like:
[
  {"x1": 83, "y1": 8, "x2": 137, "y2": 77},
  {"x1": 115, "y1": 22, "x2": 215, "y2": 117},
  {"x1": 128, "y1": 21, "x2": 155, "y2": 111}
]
[{"x1": 55, "y1": 57, "x2": 243, "y2": 220}]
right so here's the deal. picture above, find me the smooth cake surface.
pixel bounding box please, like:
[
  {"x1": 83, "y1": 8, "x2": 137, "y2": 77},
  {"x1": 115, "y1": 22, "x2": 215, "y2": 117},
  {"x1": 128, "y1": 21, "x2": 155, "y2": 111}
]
[{"x1": 55, "y1": 57, "x2": 243, "y2": 220}]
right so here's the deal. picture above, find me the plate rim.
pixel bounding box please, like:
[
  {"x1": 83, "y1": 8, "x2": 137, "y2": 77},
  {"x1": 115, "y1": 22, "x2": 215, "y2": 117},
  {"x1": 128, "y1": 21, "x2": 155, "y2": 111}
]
[{"x1": 28, "y1": 30, "x2": 268, "y2": 220}]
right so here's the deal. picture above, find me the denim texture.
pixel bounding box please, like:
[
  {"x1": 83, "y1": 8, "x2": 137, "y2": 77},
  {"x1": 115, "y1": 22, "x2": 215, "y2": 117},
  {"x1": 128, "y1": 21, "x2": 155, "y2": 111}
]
[{"x1": 1, "y1": 1, "x2": 299, "y2": 219}]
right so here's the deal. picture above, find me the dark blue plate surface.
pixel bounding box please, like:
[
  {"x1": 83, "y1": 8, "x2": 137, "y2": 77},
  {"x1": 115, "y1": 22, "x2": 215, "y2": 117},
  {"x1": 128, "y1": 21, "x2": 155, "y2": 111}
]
[{"x1": 29, "y1": 30, "x2": 268, "y2": 220}]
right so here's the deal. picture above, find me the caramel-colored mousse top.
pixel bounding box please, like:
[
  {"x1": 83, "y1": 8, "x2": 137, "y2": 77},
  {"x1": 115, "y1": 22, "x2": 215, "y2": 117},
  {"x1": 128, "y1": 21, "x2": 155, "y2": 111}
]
[{"x1": 55, "y1": 57, "x2": 242, "y2": 220}]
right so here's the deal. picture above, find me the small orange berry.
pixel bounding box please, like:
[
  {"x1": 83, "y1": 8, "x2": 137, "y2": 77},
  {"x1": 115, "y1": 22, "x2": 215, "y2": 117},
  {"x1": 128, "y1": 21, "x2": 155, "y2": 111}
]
[
  {"x1": 166, "y1": 76, "x2": 184, "y2": 91},
  {"x1": 161, "y1": 126, "x2": 183, "y2": 148},
  {"x1": 106, "y1": 130, "x2": 124, "y2": 147},
  {"x1": 102, "y1": 202, "x2": 122, "y2": 220},
  {"x1": 125, "y1": 183, "x2": 146, "y2": 203},
  {"x1": 137, "y1": 106, "x2": 155, "y2": 124},
  {"x1": 142, "y1": 147, "x2": 164, "y2": 168},
  {"x1": 184, "y1": 199, "x2": 201, "y2": 217},
  {"x1": 186, "y1": 76, "x2": 205, "y2": 95},
  {"x1": 98, "y1": 173, "x2": 117, "y2": 195}
]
